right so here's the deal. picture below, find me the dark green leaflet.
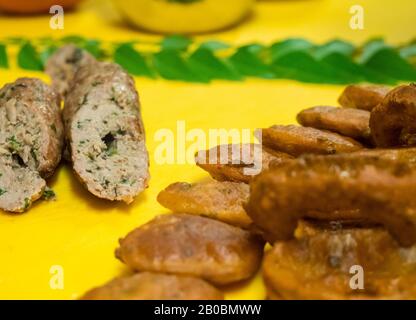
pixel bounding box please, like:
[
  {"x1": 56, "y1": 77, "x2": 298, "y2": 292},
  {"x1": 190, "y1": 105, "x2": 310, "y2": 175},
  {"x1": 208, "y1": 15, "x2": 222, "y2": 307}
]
[
  {"x1": 188, "y1": 47, "x2": 242, "y2": 81},
  {"x1": 229, "y1": 45, "x2": 275, "y2": 79},
  {"x1": 161, "y1": 35, "x2": 192, "y2": 51},
  {"x1": 0, "y1": 44, "x2": 8, "y2": 69},
  {"x1": 1, "y1": 36, "x2": 416, "y2": 84},
  {"x1": 153, "y1": 50, "x2": 208, "y2": 82},
  {"x1": 18, "y1": 42, "x2": 43, "y2": 71},
  {"x1": 114, "y1": 44, "x2": 155, "y2": 78}
]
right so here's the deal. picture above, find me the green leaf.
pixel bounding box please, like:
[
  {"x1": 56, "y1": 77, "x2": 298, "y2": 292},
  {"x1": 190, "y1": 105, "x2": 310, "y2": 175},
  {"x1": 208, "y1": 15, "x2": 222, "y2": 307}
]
[
  {"x1": 114, "y1": 44, "x2": 155, "y2": 78},
  {"x1": 153, "y1": 50, "x2": 207, "y2": 82},
  {"x1": 270, "y1": 38, "x2": 314, "y2": 60},
  {"x1": 229, "y1": 45, "x2": 275, "y2": 79},
  {"x1": 161, "y1": 35, "x2": 192, "y2": 51},
  {"x1": 358, "y1": 38, "x2": 388, "y2": 64},
  {"x1": 17, "y1": 42, "x2": 43, "y2": 71},
  {"x1": 272, "y1": 50, "x2": 350, "y2": 83},
  {"x1": 188, "y1": 47, "x2": 242, "y2": 81},
  {"x1": 364, "y1": 47, "x2": 416, "y2": 81},
  {"x1": 0, "y1": 44, "x2": 8, "y2": 69},
  {"x1": 199, "y1": 40, "x2": 230, "y2": 51},
  {"x1": 314, "y1": 39, "x2": 355, "y2": 59},
  {"x1": 320, "y1": 52, "x2": 395, "y2": 84}
]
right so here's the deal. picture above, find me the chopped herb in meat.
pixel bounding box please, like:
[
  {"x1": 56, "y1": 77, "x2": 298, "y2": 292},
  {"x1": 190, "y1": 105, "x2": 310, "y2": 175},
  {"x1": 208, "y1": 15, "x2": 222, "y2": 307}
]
[
  {"x1": 7, "y1": 136, "x2": 22, "y2": 152},
  {"x1": 42, "y1": 187, "x2": 56, "y2": 201},
  {"x1": 23, "y1": 197, "x2": 30, "y2": 210}
]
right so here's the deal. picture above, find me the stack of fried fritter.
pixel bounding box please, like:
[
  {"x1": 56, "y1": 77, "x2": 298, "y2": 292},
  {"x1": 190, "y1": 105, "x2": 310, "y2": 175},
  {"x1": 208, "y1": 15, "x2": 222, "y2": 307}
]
[{"x1": 159, "y1": 83, "x2": 416, "y2": 300}]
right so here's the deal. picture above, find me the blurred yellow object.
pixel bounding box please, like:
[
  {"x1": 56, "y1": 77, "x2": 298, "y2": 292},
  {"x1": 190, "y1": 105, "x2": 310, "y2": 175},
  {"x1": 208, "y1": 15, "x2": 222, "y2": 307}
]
[
  {"x1": 113, "y1": 0, "x2": 255, "y2": 34},
  {"x1": 0, "y1": 0, "x2": 81, "y2": 14}
]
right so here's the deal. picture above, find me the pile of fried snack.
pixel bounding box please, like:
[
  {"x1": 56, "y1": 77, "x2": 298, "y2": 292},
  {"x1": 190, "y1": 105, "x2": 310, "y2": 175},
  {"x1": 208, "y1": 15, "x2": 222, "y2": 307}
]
[{"x1": 83, "y1": 83, "x2": 416, "y2": 300}]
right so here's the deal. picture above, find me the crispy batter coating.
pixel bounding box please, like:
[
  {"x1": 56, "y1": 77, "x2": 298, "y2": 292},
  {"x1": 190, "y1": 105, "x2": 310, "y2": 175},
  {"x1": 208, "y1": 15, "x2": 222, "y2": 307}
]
[
  {"x1": 195, "y1": 144, "x2": 293, "y2": 183},
  {"x1": 370, "y1": 84, "x2": 416, "y2": 147},
  {"x1": 81, "y1": 272, "x2": 224, "y2": 300},
  {"x1": 157, "y1": 181, "x2": 252, "y2": 228},
  {"x1": 115, "y1": 214, "x2": 264, "y2": 285},
  {"x1": 272, "y1": 148, "x2": 416, "y2": 170},
  {"x1": 338, "y1": 84, "x2": 390, "y2": 111},
  {"x1": 297, "y1": 106, "x2": 371, "y2": 143},
  {"x1": 263, "y1": 222, "x2": 416, "y2": 300},
  {"x1": 259, "y1": 125, "x2": 363, "y2": 157},
  {"x1": 247, "y1": 155, "x2": 416, "y2": 247}
]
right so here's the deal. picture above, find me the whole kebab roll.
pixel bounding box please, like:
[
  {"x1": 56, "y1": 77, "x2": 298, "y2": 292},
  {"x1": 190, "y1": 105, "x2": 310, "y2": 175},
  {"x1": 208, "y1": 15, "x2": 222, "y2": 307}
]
[
  {"x1": 0, "y1": 78, "x2": 64, "y2": 212},
  {"x1": 63, "y1": 61, "x2": 150, "y2": 204}
]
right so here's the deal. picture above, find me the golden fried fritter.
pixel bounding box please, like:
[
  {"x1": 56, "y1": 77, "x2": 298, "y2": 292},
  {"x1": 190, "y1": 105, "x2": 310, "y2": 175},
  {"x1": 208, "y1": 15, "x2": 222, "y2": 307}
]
[
  {"x1": 247, "y1": 155, "x2": 416, "y2": 247},
  {"x1": 338, "y1": 84, "x2": 390, "y2": 111},
  {"x1": 370, "y1": 84, "x2": 416, "y2": 147},
  {"x1": 263, "y1": 223, "x2": 416, "y2": 300},
  {"x1": 157, "y1": 181, "x2": 252, "y2": 228},
  {"x1": 115, "y1": 214, "x2": 264, "y2": 285},
  {"x1": 271, "y1": 147, "x2": 416, "y2": 169},
  {"x1": 259, "y1": 125, "x2": 364, "y2": 157},
  {"x1": 81, "y1": 272, "x2": 224, "y2": 300},
  {"x1": 297, "y1": 106, "x2": 371, "y2": 143},
  {"x1": 195, "y1": 144, "x2": 293, "y2": 183}
]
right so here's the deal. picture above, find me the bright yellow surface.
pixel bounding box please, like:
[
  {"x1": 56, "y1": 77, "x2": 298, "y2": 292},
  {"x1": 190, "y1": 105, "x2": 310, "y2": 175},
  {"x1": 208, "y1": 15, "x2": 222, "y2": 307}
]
[{"x1": 0, "y1": 0, "x2": 414, "y2": 300}]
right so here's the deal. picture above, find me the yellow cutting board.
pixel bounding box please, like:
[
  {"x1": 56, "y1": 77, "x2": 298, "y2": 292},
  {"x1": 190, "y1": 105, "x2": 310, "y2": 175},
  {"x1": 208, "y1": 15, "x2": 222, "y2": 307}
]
[{"x1": 0, "y1": 0, "x2": 414, "y2": 299}]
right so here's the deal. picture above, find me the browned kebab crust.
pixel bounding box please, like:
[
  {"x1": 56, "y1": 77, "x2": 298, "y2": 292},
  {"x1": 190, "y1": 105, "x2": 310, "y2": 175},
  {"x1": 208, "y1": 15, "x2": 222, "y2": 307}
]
[
  {"x1": 63, "y1": 61, "x2": 149, "y2": 204},
  {"x1": 246, "y1": 153, "x2": 416, "y2": 247},
  {"x1": 115, "y1": 214, "x2": 265, "y2": 285},
  {"x1": 370, "y1": 84, "x2": 416, "y2": 148},
  {"x1": 45, "y1": 44, "x2": 96, "y2": 99},
  {"x1": 0, "y1": 78, "x2": 64, "y2": 179},
  {"x1": 258, "y1": 125, "x2": 364, "y2": 157},
  {"x1": 263, "y1": 221, "x2": 416, "y2": 300},
  {"x1": 297, "y1": 106, "x2": 372, "y2": 144},
  {"x1": 81, "y1": 272, "x2": 224, "y2": 300},
  {"x1": 195, "y1": 143, "x2": 293, "y2": 183},
  {"x1": 338, "y1": 84, "x2": 390, "y2": 111}
]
